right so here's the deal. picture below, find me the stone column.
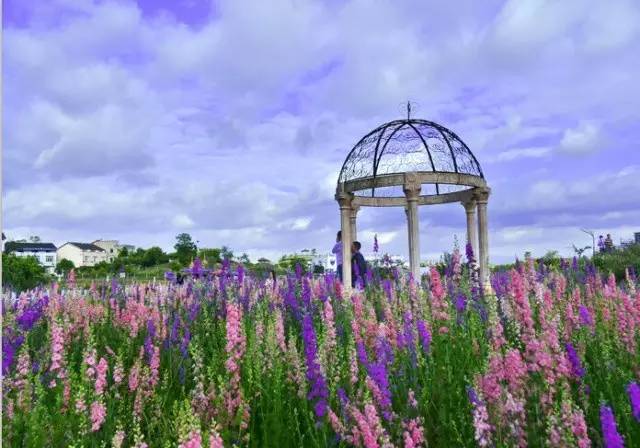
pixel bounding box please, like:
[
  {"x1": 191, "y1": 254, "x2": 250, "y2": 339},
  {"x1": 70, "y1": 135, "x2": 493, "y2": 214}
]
[
  {"x1": 403, "y1": 174, "x2": 421, "y2": 280},
  {"x1": 336, "y1": 190, "x2": 353, "y2": 293},
  {"x1": 350, "y1": 204, "x2": 360, "y2": 242},
  {"x1": 462, "y1": 199, "x2": 478, "y2": 258},
  {"x1": 474, "y1": 188, "x2": 491, "y2": 290}
]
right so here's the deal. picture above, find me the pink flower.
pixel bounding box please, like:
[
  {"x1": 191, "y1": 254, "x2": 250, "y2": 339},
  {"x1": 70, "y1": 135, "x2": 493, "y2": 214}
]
[
  {"x1": 112, "y1": 430, "x2": 126, "y2": 448},
  {"x1": 129, "y1": 362, "x2": 140, "y2": 392},
  {"x1": 179, "y1": 430, "x2": 202, "y2": 448},
  {"x1": 209, "y1": 431, "x2": 224, "y2": 448},
  {"x1": 113, "y1": 361, "x2": 124, "y2": 385},
  {"x1": 90, "y1": 400, "x2": 106, "y2": 431},
  {"x1": 95, "y1": 357, "x2": 108, "y2": 395},
  {"x1": 408, "y1": 389, "x2": 418, "y2": 408},
  {"x1": 275, "y1": 310, "x2": 286, "y2": 353},
  {"x1": 429, "y1": 267, "x2": 450, "y2": 332},
  {"x1": 150, "y1": 345, "x2": 160, "y2": 387},
  {"x1": 403, "y1": 418, "x2": 425, "y2": 448}
]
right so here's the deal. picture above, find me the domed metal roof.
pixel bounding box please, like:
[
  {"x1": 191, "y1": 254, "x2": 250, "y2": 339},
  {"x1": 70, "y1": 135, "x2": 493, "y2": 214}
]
[{"x1": 338, "y1": 118, "x2": 484, "y2": 198}]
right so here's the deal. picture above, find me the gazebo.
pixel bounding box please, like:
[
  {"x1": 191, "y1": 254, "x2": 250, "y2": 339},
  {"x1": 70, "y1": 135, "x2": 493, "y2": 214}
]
[{"x1": 335, "y1": 107, "x2": 491, "y2": 291}]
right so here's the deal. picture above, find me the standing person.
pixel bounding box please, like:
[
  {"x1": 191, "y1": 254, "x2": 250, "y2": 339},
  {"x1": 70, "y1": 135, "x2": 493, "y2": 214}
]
[
  {"x1": 351, "y1": 241, "x2": 367, "y2": 288},
  {"x1": 598, "y1": 235, "x2": 605, "y2": 253},
  {"x1": 605, "y1": 233, "x2": 614, "y2": 252},
  {"x1": 332, "y1": 231, "x2": 343, "y2": 282}
]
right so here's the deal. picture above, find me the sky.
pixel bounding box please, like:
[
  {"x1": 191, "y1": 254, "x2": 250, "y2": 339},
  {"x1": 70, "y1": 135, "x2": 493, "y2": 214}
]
[{"x1": 3, "y1": 0, "x2": 640, "y2": 263}]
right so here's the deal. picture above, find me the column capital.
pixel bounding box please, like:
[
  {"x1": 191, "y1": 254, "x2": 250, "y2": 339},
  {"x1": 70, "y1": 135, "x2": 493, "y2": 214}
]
[
  {"x1": 335, "y1": 191, "x2": 354, "y2": 209},
  {"x1": 473, "y1": 187, "x2": 491, "y2": 204},
  {"x1": 403, "y1": 173, "x2": 422, "y2": 200},
  {"x1": 462, "y1": 199, "x2": 477, "y2": 213},
  {"x1": 350, "y1": 204, "x2": 361, "y2": 216}
]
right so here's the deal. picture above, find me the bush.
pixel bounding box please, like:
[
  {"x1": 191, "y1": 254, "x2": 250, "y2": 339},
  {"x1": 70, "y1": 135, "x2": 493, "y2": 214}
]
[
  {"x1": 2, "y1": 253, "x2": 50, "y2": 292},
  {"x1": 593, "y1": 243, "x2": 640, "y2": 279}
]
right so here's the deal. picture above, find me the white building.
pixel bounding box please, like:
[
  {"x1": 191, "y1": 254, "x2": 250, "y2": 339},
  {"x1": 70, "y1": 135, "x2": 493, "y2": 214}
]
[
  {"x1": 57, "y1": 242, "x2": 107, "y2": 267},
  {"x1": 5, "y1": 241, "x2": 58, "y2": 274},
  {"x1": 92, "y1": 240, "x2": 122, "y2": 262}
]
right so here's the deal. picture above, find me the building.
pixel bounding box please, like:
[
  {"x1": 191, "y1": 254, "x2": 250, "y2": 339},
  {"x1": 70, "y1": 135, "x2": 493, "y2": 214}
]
[
  {"x1": 92, "y1": 240, "x2": 122, "y2": 262},
  {"x1": 4, "y1": 241, "x2": 58, "y2": 273},
  {"x1": 57, "y1": 242, "x2": 107, "y2": 267}
]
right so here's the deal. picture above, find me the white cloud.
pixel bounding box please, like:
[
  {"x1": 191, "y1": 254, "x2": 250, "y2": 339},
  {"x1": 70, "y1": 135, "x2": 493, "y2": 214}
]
[{"x1": 558, "y1": 122, "x2": 601, "y2": 155}]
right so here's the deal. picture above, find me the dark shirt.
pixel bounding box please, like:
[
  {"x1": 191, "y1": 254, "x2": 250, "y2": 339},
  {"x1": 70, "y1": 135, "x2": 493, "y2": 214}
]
[{"x1": 352, "y1": 252, "x2": 367, "y2": 287}]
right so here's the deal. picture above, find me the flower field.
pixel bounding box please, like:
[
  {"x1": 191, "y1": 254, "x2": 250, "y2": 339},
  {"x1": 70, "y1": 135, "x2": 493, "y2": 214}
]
[{"x1": 3, "y1": 245, "x2": 640, "y2": 447}]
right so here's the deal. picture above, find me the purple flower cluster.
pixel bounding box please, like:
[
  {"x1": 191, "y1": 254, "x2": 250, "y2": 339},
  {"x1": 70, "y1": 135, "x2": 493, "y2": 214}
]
[
  {"x1": 416, "y1": 320, "x2": 431, "y2": 354},
  {"x1": 628, "y1": 382, "x2": 640, "y2": 422},
  {"x1": 600, "y1": 405, "x2": 624, "y2": 448},
  {"x1": 565, "y1": 342, "x2": 586, "y2": 378},
  {"x1": 302, "y1": 314, "x2": 328, "y2": 419},
  {"x1": 578, "y1": 305, "x2": 594, "y2": 329},
  {"x1": 16, "y1": 295, "x2": 49, "y2": 331}
]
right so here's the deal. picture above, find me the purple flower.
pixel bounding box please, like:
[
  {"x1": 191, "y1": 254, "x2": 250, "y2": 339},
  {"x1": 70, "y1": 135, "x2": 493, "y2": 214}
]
[
  {"x1": 164, "y1": 271, "x2": 176, "y2": 283},
  {"x1": 302, "y1": 314, "x2": 328, "y2": 419},
  {"x1": 600, "y1": 405, "x2": 624, "y2": 448},
  {"x1": 367, "y1": 360, "x2": 393, "y2": 420},
  {"x1": 565, "y1": 342, "x2": 585, "y2": 378},
  {"x1": 237, "y1": 264, "x2": 244, "y2": 285},
  {"x1": 373, "y1": 234, "x2": 379, "y2": 253},
  {"x1": 628, "y1": 382, "x2": 640, "y2": 422},
  {"x1": 465, "y1": 242, "x2": 475, "y2": 264},
  {"x1": 455, "y1": 292, "x2": 467, "y2": 314},
  {"x1": 578, "y1": 305, "x2": 594, "y2": 329},
  {"x1": 416, "y1": 320, "x2": 431, "y2": 354},
  {"x1": 403, "y1": 312, "x2": 415, "y2": 355},
  {"x1": 466, "y1": 386, "x2": 480, "y2": 406}
]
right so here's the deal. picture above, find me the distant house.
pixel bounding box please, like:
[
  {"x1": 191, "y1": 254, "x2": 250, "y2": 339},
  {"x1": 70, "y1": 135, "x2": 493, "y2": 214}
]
[
  {"x1": 92, "y1": 240, "x2": 122, "y2": 262},
  {"x1": 57, "y1": 242, "x2": 107, "y2": 267},
  {"x1": 5, "y1": 241, "x2": 58, "y2": 273}
]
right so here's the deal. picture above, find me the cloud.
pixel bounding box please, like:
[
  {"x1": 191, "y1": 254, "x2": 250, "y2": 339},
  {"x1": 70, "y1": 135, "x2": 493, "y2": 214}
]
[
  {"x1": 558, "y1": 122, "x2": 601, "y2": 155},
  {"x1": 489, "y1": 146, "x2": 551, "y2": 162},
  {"x1": 3, "y1": 0, "x2": 640, "y2": 265}
]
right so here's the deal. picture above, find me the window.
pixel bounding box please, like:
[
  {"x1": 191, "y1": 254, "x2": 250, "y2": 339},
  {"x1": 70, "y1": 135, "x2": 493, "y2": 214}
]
[
  {"x1": 84, "y1": 256, "x2": 89, "y2": 262},
  {"x1": 46, "y1": 255, "x2": 54, "y2": 263},
  {"x1": 110, "y1": 249, "x2": 114, "y2": 253},
  {"x1": 93, "y1": 256, "x2": 97, "y2": 262}
]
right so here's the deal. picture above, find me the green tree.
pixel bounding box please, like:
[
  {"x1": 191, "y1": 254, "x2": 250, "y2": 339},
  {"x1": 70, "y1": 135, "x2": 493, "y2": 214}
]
[
  {"x1": 174, "y1": 233, "x2": 197, "y2": 266},
  {"x1": 239, "y1": 253, "x2": 251, "y2": 264},
  {"x1": 142, "y1": 246, "x2": 168, "y2": 267},
  {"x1": 220, "y1": 246, "x2": 234, "y2": 261},
  {"x1": 2, "y1": 253, "x2": 49, "y2": 292},
  {"x1": 199, "y1": 248, "x2": 222, "y2": 267},
  {"x1": 55, "y1": 258, "x2": 75, "y2": 276}
]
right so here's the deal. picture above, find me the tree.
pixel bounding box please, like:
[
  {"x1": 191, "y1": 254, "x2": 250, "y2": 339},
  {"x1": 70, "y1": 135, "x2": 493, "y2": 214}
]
[
  {"x1": 142, "y1": 246, "x2": 168, "y2": 267},
  {"x1": 56, "y1": 258, "x2": 75, "y2": 276},
  {"x1": 2, "y1": 253, "x2": 49, "y2": 292},
  {"x1": 239, "y1": 253, "x2": 251, "y2": 264},
  {"x1": 174, "y1": 233, "x2": 197, "y2": 266},
  {"x1": 199, "y1": 248, "x2": 222, "y2": 266},
  {"x1": 220, "y1": 246, "x2": 234, "y2": 261},
  {"x1": 29, "y1": 235, "x2": 41, "y2": 243}
]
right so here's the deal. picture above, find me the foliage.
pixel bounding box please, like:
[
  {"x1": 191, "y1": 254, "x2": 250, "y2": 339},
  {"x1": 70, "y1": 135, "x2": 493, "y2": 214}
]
[
  {"x1": 174, "y1": 233, "x2": 198, "y2": 266},
  {"x1": 277, "y1": 254, "x2": 310, "y2": 274},
  {"x1": 3, "y1": 255, "x2": 639, "y2": 447},
  {"x1": 593, "y1": 243, "x2": 640, "y2": 279},
  {"x1": 55, "y1": 259, "x2": 75, "y2": 276},
  {"x1": 1, "y1": 254, "x2": 50, "y2": 292}
]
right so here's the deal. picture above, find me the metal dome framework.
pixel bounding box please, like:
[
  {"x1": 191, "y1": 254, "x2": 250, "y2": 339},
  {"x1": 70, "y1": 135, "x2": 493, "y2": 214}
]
[{"x1": 335, "y1": 110, "x2": 492, "y2": 290}]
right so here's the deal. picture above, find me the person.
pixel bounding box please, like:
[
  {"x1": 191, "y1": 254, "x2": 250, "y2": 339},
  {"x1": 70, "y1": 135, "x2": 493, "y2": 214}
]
[
  {"x1": 332, "y1": 231, "x2": 343, "y2": 282},
  {"x1": 598, "y1": 235, "x2": 605, "y2": 253},
  {"x1": 605, "y1": 233, "x2": 614, "y2": 253},
  {"x1": 351, "y1": 241, "x2": 367, "y2": 288}
]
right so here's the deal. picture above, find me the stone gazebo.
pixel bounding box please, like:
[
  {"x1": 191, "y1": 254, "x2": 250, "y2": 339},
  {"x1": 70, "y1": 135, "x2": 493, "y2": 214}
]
[{"x1": 335, "y1": 110, "x2": 491, "y2": 291}]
